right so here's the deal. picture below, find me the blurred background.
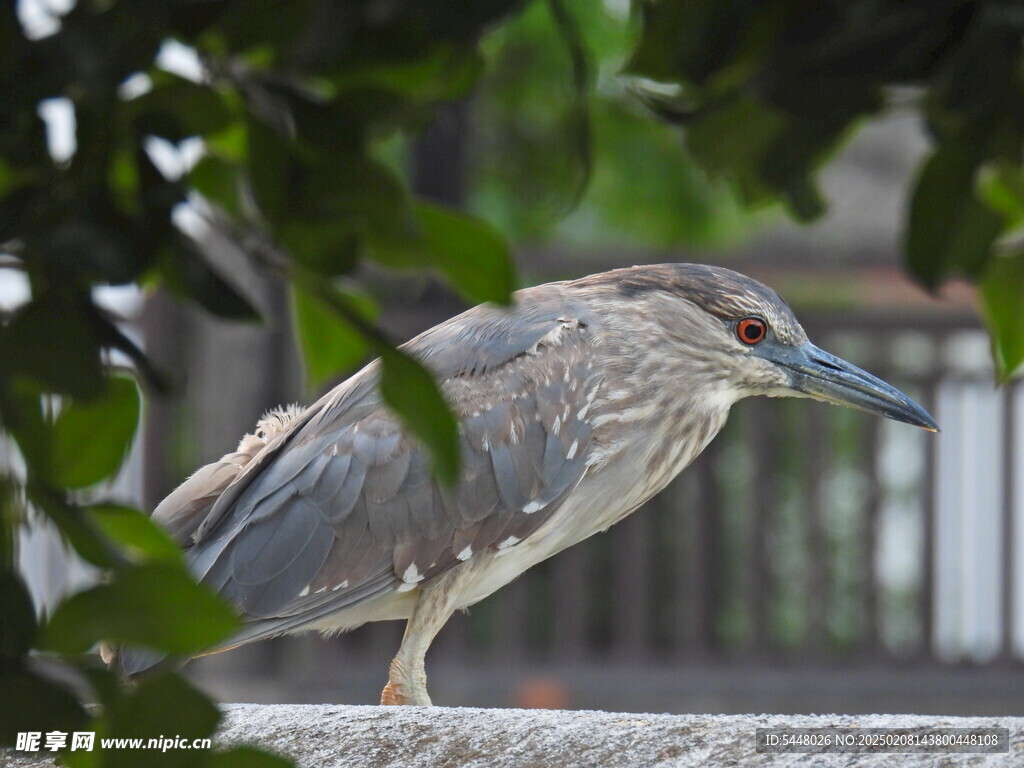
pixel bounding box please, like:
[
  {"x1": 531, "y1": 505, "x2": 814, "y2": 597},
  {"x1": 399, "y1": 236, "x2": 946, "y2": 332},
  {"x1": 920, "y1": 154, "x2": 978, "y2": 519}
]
[{"x1": 10, "y1": 0, "x2": 1023, "y2": 716}]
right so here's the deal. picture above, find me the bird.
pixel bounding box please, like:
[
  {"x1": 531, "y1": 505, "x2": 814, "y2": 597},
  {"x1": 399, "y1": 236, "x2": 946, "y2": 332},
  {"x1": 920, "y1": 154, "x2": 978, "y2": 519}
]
[{"x1": 122, "y1": 263, "x2": 938, "y2": 705}]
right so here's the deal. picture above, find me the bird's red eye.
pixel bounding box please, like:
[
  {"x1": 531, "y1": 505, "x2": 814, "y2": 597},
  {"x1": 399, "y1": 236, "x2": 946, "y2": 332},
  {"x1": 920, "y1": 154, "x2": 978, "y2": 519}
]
[{"x1": 737, "y1": 317, "x2": 767, "y2": 345}]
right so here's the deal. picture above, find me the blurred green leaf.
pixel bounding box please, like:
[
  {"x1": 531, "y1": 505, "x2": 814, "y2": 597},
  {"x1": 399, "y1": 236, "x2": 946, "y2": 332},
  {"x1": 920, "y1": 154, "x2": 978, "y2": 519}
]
[
  {"x1": 684, "y1": 97, "x2": 786, "y2": 208},
  {"x1": 280, "y1": 220, "x2": 359, "y2": 276},
  {"x1": 0, "y1": 670, "x2": 89, "y2": 747},
  {"x1": 0, "y1": 155, "x2": 15, "y2": 197},
  {"x1": 0, "y1": 570, "x2": 37, "y2": 660},
  {"x1": 906, "y1": 143, "x2": 1003, "y2": 289},
  {"x1": 246, "y1": 115, "x2": 289, "y2": 224},
  {"x1": 415, "y1": 202, "x2": 515, "y2": 305},
  {"x1": 85, "y1": 503, "x2": 185, "y2": 566},
  {"x1": 42, "y1": 563, "x2": 239, "y2": 655},
  {"x1": 333, "y1": 44, "x2": 484, "y2": 103},
  {"x1": 0, "y1": 290, "x2": 106, "y2": 400},
  {"x1": 162, "y1": 237, "x2": 262, "y2": 321},
  {"x1": 52, "y1": 376, "x2": 140, "y2": 489},
  {"x1": 626, "y1": 0, "x2": 763, "y2": 86},
  {"x1": 294, "y1": 154, "x2": 412, "y2": 233},
  {"x1": 371, "y1": 202, "x2": 514, "y2": 306},
  {"x1": 379, "y1": 346, "x2": 459, "y2": 486},
  {"x1": 291, "y1": 284, "x2": 375, "y2": 393},
  {"x1": 101, "y1": 673, "x2": 221, "y2": 768},
  {"x1": 129, "y1": 76, "x2": 234, "y2": 142},
  {"x1": 980, "y1": 251, "x2": 1024, "y2": 381},
  {"x1": 24, "y1": 490, "x2": 122, "y2": 570},
  {"x1": 979, "y1": 161, "x2": 1024, "y2": 227},
  {"x1": 189, "y1": 154, "x2": 244, "y2": 218}
]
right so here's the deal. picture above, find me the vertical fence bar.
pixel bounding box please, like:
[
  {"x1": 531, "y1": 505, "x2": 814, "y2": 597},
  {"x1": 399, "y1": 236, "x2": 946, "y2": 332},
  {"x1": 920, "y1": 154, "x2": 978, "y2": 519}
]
[
  {"x1": 1000, "y1": 384, "x2": 1017, "y2": 660},
  {"x1": 140, "y1": 290, "x2": 187, "y2": 509},
  {"x1": 552, "y1": 538, "x2": 590, "y2": 662},
  {"x1": 694, "y1": 442, "x2": 723, "y2": 654},
  {"x1": 859, "y1": 414, "x2": 882, "y2": 655},
  {"x1": 919, "y1": 355, "x2": 940, "y2": 658},
  {"x1": 804, "y1": 405, "x2": 829, "y2": 656},
  {"x1": 494, "y1": 573, "x2": 530, "y2": 662},
  {"x1": 611, "y1": 510, "x2": 652, "y2": 661},
  {"x1": 670, "y1": 477, "x2": 701, "y2": 660},
  {"x1": 748, "y1": 403, "x2": 776, "y2": 657}
]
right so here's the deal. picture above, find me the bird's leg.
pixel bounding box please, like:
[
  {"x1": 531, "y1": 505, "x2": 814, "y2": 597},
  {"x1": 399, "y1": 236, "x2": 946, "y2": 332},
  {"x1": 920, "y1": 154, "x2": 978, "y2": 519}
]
[{"x1": 380, "y1": 569, "x2": 464, "y2": 706}]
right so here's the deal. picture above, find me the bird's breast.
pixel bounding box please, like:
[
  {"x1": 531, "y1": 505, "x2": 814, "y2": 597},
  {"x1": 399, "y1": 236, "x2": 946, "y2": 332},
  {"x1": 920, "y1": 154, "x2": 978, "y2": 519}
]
[{"x1": 450, "y1": 404, "x2": 730, "y2": 610}]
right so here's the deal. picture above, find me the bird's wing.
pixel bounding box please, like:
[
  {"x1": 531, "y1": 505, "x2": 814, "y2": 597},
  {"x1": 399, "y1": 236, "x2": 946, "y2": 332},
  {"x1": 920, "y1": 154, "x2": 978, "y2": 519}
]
[
  {"x1": 150, "y1": 408, "x2": 305, "y2": 546},
  {"x1": 178, "y1": 289, "x2": 602, "y2": 646}
]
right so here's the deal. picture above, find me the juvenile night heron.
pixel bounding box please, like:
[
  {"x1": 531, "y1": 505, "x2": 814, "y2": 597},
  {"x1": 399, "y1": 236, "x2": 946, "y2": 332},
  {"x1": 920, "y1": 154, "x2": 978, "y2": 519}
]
[{"x1": 124, "y1": 264, "x2": 937, "y2": 704}]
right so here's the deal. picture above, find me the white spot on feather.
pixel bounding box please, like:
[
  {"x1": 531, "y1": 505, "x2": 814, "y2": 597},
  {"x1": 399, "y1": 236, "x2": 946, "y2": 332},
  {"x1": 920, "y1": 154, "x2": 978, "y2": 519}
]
[
  {"x1": 298, "y1": 584, "x2": 310, "y2": 597},
  {"x1": 576, "y1": 404, "x2": 591, "y2": 420},
  {"x1": 523, "y1": 500, "x2": 544, "y2": 514},
  {"x1": 497, "y1": 536, "x2": 520, "y2": 550},
  {"x1": 396, "y1": 582, "x2": 418, "y2": 593},
  {"x1": 566, "y1": 439, "x2": 579, "y2": 460},
  {"x1": 457, "y1": 546, "x2": 473, "y2": 561},
  {"x1": 332, "y1": 580, "x2": 349, "y2": 591},
  {"x1": 551, "y1": 416, "x2": 561, "y2": 435},
  {"x1": 402, "y1": 563, "x2": 424, "y2": 583}
]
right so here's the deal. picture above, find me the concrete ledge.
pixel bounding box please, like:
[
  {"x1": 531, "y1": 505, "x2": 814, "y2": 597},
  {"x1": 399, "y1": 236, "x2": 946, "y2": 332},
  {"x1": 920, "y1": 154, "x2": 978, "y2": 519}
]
[{"x1": 5, "y1": 707, "x2": 1023, "y2": 767}]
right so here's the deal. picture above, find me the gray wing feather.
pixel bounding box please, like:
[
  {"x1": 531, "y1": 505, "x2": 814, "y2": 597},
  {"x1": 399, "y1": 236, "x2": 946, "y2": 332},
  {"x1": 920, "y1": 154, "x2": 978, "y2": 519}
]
[{"x1": 167, "y1": 287, "x2": 601, "y2": 651}]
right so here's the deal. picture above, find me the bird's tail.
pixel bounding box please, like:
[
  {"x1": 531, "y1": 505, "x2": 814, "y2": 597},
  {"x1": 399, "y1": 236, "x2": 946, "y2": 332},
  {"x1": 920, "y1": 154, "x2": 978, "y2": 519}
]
[{"x1": 101, "y1": 642, "x2": 175, "y2": 678}]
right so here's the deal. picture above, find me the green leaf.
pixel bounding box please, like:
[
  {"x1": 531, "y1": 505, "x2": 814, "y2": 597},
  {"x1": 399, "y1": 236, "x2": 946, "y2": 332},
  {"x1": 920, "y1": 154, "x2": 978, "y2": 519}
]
[
  {"x1": 85, "y1": 504, "x2": 185, "y2": 566},
  {"x1": 0, "y1": 290, "x2": 106, "y2": 400},
  {"x1": 372, "y1": 203, "x2": 514, "y2": 306},
  {"x1": 162, "y1": 237, "x2": 262, "y2": 322},
  {"x1": 189, "y1": 155, "x2": 244, "y2": 218},
  {"x1": 978, "y1": 161, "x2": 1024, "y2": 227},
  {"x1": 129, "y1": 76, "x2": 234, "y2": 142},
  {"x1": 417, "y1": 203, "x2": 515, "y2": 305},
  {"x1": 0, "y1": 670, "x2": 89, "y2": 747},
  {"x1": 52, "y1": 376, "x2": 140, "y2": 490},
  {"x1": 41, "y1": 563, "x2": 239, "y2": 655},
  {"x1": 333, "y1": 44, "x2": 484, "y2": 103},
  {"x1": 291, "y1": 284, "x2": 375, "y2": 393},
  {"x1": 0, "y1": 570, "x2": 37, "y2": 660},
  {"x1": 279, "y1": 219, "x2": 359, "y2": 276},
  {"x1": 906, "y1": 142, "x2": 1004, "y2": 289},
  {"x1": 684, "y1": 98, "x2": 787, "y2": 207},
  {"x1": 295, "y1": 154, "x2": 412, "y2": 234},
  {"x1": 378, "y1": 346, "x2": 459, "y2": 486},
  {"x1": 206, "y1": 747, "x2": 293, "y2": 768},
  {"x1": 980, "y1": 251, "x2": 1024, "y2": 381},
  {"x1": 247, "y1": 115, "x2": 289, "y2": 224},
  {"x1": 24, "y1": 491, "x2": 121, "y2": 570},
  {"x1": 102, "y1": 673, "x2": 221, "y2": 768}
]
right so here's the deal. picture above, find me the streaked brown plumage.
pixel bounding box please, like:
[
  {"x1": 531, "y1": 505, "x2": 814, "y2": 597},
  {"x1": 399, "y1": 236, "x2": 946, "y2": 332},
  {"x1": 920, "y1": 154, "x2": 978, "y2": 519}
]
[{"x1": 124, "y1": 264, "x2": 937, "y2": 704}]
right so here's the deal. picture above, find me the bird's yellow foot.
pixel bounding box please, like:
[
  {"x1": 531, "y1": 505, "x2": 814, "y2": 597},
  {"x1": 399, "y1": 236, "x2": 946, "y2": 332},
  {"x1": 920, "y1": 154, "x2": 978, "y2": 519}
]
[
  {"x1": 380, "y1": 680, "x2": 404, "y2": 706},
  {"x1": 380, "y1": 672, "x2": 431, "y2": 705}
]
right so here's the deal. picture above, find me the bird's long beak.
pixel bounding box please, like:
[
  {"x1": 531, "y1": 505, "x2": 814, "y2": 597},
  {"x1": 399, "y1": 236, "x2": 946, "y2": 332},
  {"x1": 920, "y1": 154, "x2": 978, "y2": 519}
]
[{"x1": 767, "y1": 342, "x2": 939, "y2": 431}]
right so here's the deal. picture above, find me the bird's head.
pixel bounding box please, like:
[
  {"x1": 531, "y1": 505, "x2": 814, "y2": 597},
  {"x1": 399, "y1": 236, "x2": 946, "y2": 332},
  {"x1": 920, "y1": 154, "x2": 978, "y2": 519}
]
[{"x1": 590, "y1": 264, "x2": 938, "y2": 431}]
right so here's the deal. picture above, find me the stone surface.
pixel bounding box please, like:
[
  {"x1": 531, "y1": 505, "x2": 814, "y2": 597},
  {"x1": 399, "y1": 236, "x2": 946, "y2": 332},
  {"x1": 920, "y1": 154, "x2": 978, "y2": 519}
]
[{"x1": 4, "y1": 707, "x2": 1022, "y2": 767}]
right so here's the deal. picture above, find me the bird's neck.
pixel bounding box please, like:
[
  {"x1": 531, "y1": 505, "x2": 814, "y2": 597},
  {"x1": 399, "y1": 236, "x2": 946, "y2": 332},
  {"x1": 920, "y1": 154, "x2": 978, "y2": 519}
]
[{"x1": 585, "y1": 297, "x2": 738, "y2": 498}]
